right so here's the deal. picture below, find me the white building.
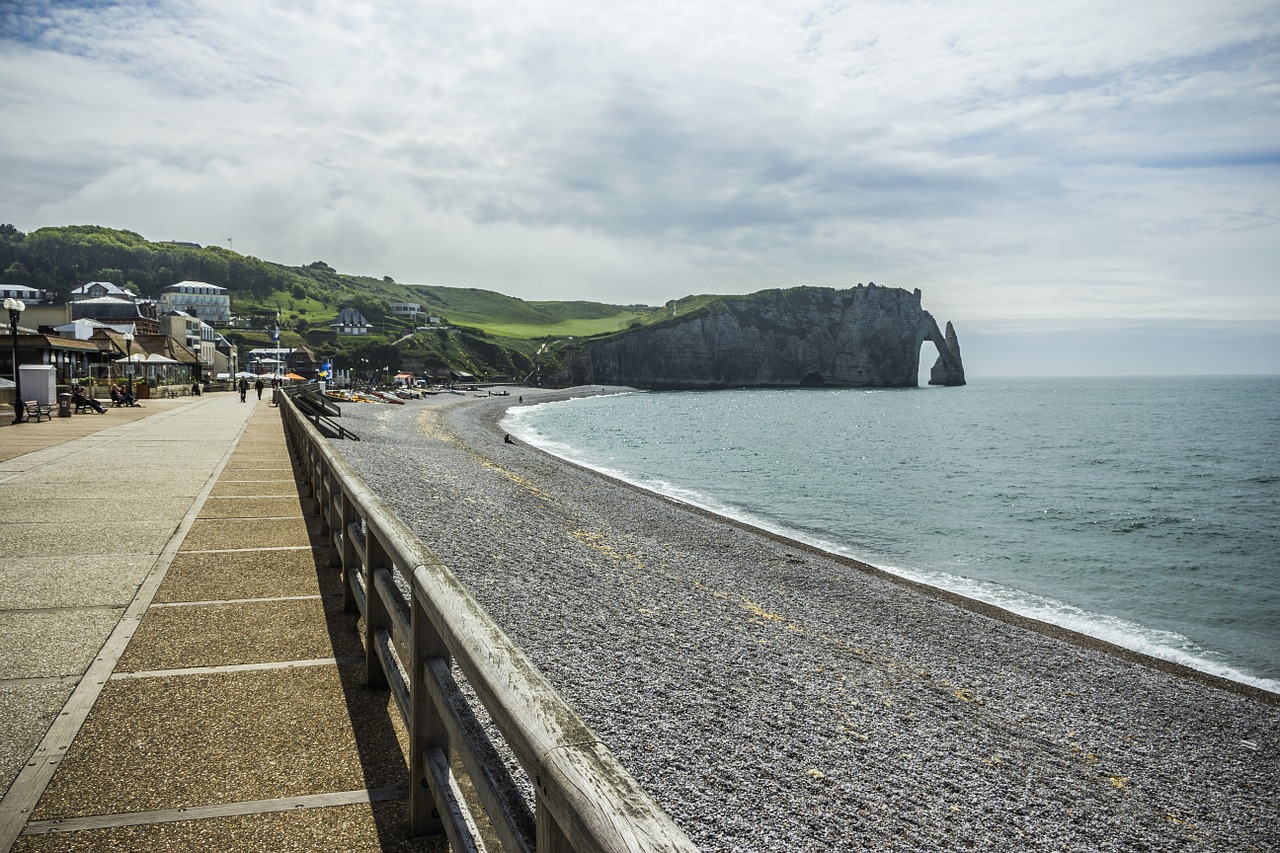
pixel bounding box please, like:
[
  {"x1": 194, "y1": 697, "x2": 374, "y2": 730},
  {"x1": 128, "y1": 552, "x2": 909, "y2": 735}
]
[
  {"x1": 158, "y1": 281, "x2": 231, "y2": 324},
  {"x1": 389, "y1": 301, "x2": 424, "y2": 320}
]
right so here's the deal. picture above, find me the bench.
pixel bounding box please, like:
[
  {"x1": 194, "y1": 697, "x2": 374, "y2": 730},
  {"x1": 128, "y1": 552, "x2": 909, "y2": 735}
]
[{"x1": 23, "y1": 400, "x2": 53, "y2": 422}]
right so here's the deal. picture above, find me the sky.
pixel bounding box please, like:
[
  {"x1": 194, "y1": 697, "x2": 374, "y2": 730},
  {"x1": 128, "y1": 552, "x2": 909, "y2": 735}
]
[{"x1": 2, "y1": 0, "x2": 1278, "y2": 375}]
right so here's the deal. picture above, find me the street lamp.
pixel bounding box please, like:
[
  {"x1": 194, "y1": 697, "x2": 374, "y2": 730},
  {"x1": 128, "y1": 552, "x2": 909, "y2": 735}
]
[
  {"x1": 123, "y1": 332, "x2": 134, "y2": 397},
  {"x1": 5, "y1": 297, "x2": 24, "y2": 424}
]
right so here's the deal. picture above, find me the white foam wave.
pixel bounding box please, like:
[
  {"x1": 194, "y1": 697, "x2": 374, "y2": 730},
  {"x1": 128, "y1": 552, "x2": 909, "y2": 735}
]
[
  {"x1": 500, "y1": 404, "x2": 1280, "y2": 696},
  {"x1": 871, "y1": 564, "x2": 1280, "y2": 694}
]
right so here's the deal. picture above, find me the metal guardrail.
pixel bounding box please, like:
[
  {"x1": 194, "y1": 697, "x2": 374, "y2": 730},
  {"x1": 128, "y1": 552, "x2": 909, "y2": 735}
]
[
  {"x1": 279, "y1": 392, "x2": 698, "y2": 852},
  {"x1": 280, "y1": 386, "x2": 359, "y2": 440}
]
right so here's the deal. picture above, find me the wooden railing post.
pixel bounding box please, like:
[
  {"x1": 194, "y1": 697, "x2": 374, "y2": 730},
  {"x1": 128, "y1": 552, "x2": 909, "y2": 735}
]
[
  {"x1": 364, "y1": 527, "x2": 391, "y2": 690},
  {"x1": 410, "y1": 580, "x2": 451, "y2": 837},
  {"x1": 536, "y1": 796, "x2": 574, "y2": 853},
  {"x1": 335, "y1": 492, "x2": 360, "y2": 618}
]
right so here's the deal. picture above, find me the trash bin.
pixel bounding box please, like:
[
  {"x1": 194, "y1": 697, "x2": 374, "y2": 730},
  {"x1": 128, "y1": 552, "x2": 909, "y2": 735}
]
[{"x1": 58, "y1": 392, "x2": 72, "y2": 418}]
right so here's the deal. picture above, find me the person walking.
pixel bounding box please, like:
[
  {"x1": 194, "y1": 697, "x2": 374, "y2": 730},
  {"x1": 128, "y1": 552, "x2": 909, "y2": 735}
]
[
  {"x1": 238, "y1": 377, "x2": 248, "y2": 402},
  {"x1": 255, "y1": 378, "x2": 265, "y2": 401}
]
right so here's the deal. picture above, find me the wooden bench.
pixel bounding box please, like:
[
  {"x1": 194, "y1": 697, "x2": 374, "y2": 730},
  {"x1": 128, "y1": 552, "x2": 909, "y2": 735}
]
[{"x1": 23, "y1": 400, "x2": 53, "y2": 422}]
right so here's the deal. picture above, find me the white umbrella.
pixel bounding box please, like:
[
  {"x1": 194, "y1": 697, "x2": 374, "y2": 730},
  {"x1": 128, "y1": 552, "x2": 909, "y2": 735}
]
[
  {"x1": 144, "y1": 353, "x2": 180, "y2": 364},
  {"x1": 114, "y1": 353, "x2": 149, "y2": 363},
  {"x1": 234, "y1": 371, "x2": 257, "y2": 378}
]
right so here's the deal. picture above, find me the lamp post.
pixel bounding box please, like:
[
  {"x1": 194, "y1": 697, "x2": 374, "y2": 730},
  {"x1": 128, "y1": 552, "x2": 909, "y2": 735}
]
[
  {"x1": 123, "y1": 332, "x2": 134, "y2": 398},
  {"x1": 5, "y1": 297, "x2": 25, "y2": 423}
]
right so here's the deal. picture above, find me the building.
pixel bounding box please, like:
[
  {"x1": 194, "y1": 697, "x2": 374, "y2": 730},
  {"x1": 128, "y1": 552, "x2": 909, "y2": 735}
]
[
  {"x1": 69, "y1": 281, "x2": 136, "y2": 301},
  {"x1": 71, "y1": 296, "x2": 159, "y2": 335},
  {"x1": 53, "y1": 318, "x2": 127, "y2": 340},
  {"x1": 158, "y1": 280, "x2": 231, "y2": 323},
  {"x1": 244, "y1": 346, "x2": 320, "y2": 379},
  {"x1": 0, "y1": 284, "x2": 53, "y2": 303},
  {"x1": 330, "y1": 307, "x2": 372, "y2": 335},
  {"x1": 389, "y1": 301, "x2": 425, "y2": 320},
  {"x1": 161, "y1": 310, "x2": 218, "y2": 370}
]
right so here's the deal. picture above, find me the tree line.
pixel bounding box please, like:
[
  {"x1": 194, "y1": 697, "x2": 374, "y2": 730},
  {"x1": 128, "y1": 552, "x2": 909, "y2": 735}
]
[{"x1": 0, "y1": 224, "x2": 543, "y2": 381}]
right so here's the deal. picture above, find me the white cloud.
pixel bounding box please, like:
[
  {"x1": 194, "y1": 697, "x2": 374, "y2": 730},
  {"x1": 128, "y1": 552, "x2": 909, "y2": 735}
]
[{"x1": 2, "y1": 0, "x2": 1277, "y2": 368}]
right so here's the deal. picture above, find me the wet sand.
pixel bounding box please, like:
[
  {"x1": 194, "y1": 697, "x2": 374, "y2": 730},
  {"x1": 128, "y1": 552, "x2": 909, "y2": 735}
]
[{"x1": 332, "y1": 388, "x2": 1279, "y2": 852}]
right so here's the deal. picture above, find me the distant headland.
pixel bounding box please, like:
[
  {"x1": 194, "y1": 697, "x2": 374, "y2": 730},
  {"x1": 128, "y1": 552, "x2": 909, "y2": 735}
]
[{"x1": 555, "y1": 284, "x2": 965, "y2": 389}]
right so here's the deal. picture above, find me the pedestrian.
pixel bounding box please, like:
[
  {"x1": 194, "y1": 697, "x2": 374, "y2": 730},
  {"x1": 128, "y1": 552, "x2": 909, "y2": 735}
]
[
  {"x1": 238, "y1": 377, "x2": 248, "y2": 402},
  {"x1": 255, "y1": 378, "x2": 265, "y2": 400},
  {"x1": 72, "y1": 386, "x2": 105, "y2": 413}
]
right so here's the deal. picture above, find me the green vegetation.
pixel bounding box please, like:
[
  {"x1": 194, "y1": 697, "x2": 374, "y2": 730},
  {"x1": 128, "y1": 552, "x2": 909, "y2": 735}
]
[
  {"x1": 0, "y1": 224, "x2": 802, "y2": 380},
  {"x1": 0, "y1": 223, "x2": 674, "y2": 379}
]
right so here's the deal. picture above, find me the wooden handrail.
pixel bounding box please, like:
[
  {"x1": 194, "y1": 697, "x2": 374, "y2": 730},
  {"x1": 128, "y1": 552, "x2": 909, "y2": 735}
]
[{"x1": 279, "y1": 392, "x2": 698, "y2": 852}]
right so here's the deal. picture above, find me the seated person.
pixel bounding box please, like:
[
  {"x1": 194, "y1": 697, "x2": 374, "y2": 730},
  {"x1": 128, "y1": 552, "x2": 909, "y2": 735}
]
[
  {"x1": 110, "y1": 385, "x2": 123, "y2": 406},
  {"x1": 72, "y1": 387, "x2": 106, "y2": 413},
  {"x1": 121, "y1": 385, "x2": 136, "y2": 406}
]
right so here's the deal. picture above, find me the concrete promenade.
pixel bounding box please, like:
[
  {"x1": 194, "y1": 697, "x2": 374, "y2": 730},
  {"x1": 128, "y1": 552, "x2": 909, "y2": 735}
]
[{"x1": 0, "y1": 394, "x2": 443, "y2": 852}]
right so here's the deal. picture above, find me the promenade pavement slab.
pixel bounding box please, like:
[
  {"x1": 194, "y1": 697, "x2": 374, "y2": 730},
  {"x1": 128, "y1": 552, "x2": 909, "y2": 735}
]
[
  {"x1": 1, "y1": 396, "x2": 444, "y2": 851},
  {"x1": 0, "y1": 396, "x2": 250, "y2": 806}
]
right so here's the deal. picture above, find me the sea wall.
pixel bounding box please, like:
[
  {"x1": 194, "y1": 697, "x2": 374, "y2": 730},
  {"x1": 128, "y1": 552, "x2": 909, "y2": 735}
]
[{"x1": 557, "y1": 284, "x2": 965, "y2": 389}]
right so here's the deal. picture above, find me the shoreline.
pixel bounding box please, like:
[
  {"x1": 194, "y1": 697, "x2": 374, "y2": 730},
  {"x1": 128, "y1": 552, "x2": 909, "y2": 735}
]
[
  {"x1": 496, "y1": 389, "x2": 1277, "y2": 704},
  {"x1": 332, "y1": 387, "x2": 1280, "y2": 851}
]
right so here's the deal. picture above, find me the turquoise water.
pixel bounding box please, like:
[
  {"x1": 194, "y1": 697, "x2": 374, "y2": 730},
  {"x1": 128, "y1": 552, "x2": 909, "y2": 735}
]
[{"x1": 503, "y1": 377, "x2": 1280, "y2": 691}]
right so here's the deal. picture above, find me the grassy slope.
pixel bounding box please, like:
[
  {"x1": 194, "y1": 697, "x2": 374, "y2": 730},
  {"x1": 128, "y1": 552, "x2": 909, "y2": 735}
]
[
  {"x1": 405, "y1": 285, "x2": 649, "y2": 338},
  {"x1": 7, "y1": 226, "x2": 761, "y2": 371}
]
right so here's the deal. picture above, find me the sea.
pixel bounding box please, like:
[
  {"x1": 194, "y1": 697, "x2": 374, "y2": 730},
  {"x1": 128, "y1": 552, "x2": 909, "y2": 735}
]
[{"x1": 501, "y1": 376, "x2": 1280, "y2": 693}]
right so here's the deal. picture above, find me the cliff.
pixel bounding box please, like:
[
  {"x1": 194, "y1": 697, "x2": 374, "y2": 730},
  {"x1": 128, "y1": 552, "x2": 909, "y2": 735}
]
[{"x1": 555, "y1": 284, "x2": 965, "y2": 389}]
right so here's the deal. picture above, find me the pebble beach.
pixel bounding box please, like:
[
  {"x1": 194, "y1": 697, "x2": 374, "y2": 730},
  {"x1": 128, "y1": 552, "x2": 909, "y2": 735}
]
[{"x1": 332, "y1": 388, "x2": 1279, "y2": 852}]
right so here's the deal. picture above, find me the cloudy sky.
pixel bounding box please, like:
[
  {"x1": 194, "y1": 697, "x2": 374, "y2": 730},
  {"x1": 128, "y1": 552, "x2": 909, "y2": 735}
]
[{"x1": 3, "y1": 0, "x2": 1278, "y2": 375}]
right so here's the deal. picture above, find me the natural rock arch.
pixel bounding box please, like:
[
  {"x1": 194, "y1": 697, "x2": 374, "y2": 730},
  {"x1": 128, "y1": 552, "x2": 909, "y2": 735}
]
[
  {"x1": 922, "y1": 318, "x2": 966, "y2": 386},
  {"x1": 558, "y1": 285, "x2": 966, "y2": 389}
]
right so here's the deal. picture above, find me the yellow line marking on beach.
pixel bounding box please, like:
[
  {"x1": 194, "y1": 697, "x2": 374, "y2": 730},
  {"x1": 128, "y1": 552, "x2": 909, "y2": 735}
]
[
  {"x1": 415, "y1": 408, "x2": 457, "y2": 443},
  {"x1": 739, "y1": 598, "x2": 785, "y2": 622},
  {"x1": 571, "y1": 528, "x2": 646, "y2": 568},
  {"x1": 737, "y1": 598, "x2": 803, "y2": 631},
  {"x1": 472, "y1": 453, "x2": 558, "y2": 503},
  {"x1": 414, "y1": 406, "x2": 558, "y2": 501}
]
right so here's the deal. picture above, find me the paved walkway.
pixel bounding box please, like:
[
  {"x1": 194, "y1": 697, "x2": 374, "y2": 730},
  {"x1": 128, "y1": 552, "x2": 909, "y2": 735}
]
[{"x1": 0, "y1": 394, "x2": 443, "y2": 852}]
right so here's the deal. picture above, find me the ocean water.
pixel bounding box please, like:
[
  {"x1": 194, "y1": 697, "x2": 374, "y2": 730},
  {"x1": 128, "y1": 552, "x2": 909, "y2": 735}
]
[{"x1": 502, "y1": 377, "x2": 1280, "y2": 692}]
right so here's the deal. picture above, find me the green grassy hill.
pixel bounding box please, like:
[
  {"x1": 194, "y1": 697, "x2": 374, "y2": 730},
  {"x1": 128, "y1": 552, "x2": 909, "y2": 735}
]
[
  {"x1": 404, "y1": 285, "x2": 649, "y2": 338},
  {"x1": 0, "y1": 223, "x2": 700, "y2": 380}
]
